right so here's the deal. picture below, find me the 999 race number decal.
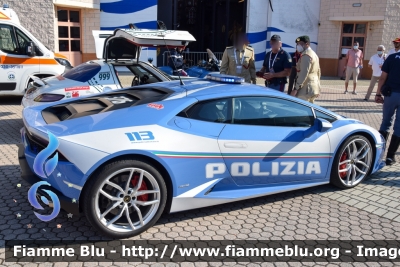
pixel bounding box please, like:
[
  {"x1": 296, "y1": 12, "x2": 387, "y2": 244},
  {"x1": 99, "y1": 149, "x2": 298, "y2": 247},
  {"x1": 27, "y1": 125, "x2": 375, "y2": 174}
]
[{"x1": 98, "y1": 72, "x2": 111, "y2": 80}]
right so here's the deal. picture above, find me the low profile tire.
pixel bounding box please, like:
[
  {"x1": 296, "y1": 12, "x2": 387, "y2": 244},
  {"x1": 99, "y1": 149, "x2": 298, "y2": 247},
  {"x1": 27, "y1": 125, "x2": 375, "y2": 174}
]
[
  {"x1": 83, "y1": 159, "x2": 167, "y2": 238},
  {"x1": 330, "y1": 135, "x2": 373, "y2": 189}
]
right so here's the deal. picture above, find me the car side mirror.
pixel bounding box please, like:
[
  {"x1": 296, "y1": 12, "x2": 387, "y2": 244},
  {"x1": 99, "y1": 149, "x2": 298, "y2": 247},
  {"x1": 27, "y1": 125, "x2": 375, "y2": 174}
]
[
  {"x1": 315, "y1": 118, "x2": 333, "y2": 132},
  {"x1": 303, "y1": 118, "x2": 332, "y2": 138},
  {"x1": 26, "y1": 42, "x2": 36, "y2": 57}
]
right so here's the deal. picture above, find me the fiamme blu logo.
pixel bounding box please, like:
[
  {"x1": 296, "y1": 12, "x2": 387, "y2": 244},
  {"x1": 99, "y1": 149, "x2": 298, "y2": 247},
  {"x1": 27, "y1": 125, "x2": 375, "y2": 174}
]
[{"x1": 27, "y1": 131, "x2": 61, "y2": 222}]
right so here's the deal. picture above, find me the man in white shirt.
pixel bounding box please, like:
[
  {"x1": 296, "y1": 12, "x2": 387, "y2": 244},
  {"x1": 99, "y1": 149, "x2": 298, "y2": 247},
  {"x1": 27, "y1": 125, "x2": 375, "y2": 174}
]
[
  {"x1": 365, "y1": 45, "x2": 387, "y2": 101},
  {"x1": 388, "y1": 37, "x2": 400, "y2": 55}
]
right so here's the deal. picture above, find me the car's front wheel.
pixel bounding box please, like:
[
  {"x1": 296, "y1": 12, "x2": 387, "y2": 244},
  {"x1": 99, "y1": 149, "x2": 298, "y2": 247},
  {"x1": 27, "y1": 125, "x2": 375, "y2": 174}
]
[
  {"x1": 83, "y1": 159, "x2": 167, "y2": 238},
  {"x1": 330, "y1": 135, "x2": 373, "y2": 189}
]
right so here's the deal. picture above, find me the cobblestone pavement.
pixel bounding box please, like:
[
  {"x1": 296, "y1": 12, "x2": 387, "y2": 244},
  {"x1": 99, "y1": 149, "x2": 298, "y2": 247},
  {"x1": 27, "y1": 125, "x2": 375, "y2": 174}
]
[{"x1": 1, "y1": 78, "x2": 400, "y2": 267}]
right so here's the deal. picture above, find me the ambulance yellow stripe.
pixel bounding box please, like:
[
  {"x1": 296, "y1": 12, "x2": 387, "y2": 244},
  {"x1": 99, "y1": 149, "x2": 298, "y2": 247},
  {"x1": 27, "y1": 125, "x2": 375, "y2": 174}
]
[
  {"x1": 0, "y1": 56, "x2": 58, "y2": 65},
  {"x1": 54, "y1": 53, "x2": 68, "y2": 59},
  {"x1": 0, "y1": 11, "x2": 10, "y2": 19}
]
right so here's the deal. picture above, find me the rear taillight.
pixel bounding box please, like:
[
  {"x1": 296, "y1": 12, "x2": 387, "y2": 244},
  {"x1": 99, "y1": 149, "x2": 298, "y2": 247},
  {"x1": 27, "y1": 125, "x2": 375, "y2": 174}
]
[{"x1": 34, "y1": 94, "x2": 65, "y2": 102}]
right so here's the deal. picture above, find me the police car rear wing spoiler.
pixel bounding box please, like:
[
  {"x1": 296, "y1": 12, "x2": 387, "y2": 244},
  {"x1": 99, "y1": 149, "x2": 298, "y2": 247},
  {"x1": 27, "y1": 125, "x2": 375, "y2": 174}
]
[{"x1": 93, "y1": 28, "x2": 196, "y2": 63}]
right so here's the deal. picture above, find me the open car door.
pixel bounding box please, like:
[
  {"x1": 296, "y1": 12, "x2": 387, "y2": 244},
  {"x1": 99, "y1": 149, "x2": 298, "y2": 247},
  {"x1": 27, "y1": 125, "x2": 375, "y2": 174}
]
[{"x1": 92, "y1": 28, "x2": 196, "y2": 62}]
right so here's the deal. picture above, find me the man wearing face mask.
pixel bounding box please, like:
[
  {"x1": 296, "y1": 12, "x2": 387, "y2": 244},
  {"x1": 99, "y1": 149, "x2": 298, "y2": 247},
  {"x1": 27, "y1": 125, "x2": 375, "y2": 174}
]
[
  {"x1": 290, "y1": 36, "x2": 321, "y2": 103},
  {"x1": 364, "y1": 45, "x2": 386, "y2": 101},
  {"x1": 388, "y1": 37, "x2": 400, "y2": 55},
  {"x1": 258, "y1": 35, "x2": 292, "y2": 91},
  {"x1": 344, "y1": 41, "x2": 363, "y2": 94}
]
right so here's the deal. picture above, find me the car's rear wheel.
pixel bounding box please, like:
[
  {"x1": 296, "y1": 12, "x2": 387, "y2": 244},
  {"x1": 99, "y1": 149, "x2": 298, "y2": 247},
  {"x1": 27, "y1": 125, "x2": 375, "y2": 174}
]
[
  {"x1": 330, "y1": 135, "x2": 373, "y2": 189},
  {"x1": 83, "y1": 159, "x2": 167, "y2": 238}
]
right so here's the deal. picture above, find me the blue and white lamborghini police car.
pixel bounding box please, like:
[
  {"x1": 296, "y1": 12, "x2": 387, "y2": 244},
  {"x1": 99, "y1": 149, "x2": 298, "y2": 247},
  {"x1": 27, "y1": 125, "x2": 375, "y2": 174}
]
[{"x1": 18, "y1": 74, "x2": 386, "y2": 238}]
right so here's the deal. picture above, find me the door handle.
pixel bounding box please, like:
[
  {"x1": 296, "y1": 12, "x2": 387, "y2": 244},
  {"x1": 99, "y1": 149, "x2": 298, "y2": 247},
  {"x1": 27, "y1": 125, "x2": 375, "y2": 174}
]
[{"x1": 224, "y1": 142, "x2": 247, "y2": 148}]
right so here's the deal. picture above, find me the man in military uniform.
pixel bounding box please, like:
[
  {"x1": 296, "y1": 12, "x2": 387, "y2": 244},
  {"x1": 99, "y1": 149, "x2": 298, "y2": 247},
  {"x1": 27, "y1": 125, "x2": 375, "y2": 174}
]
[
  {"x1": 290, "y1": 35, "x2": 321, "y2": 103},
  {"x1": 220, "y1": 33, "x2": 257, "y2": 84}
]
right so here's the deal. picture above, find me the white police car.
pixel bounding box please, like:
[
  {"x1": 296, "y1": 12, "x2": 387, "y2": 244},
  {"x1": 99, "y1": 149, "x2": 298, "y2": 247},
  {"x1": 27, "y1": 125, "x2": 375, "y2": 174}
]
[
  {"x1": 21, "y1": 28, "x2": 196, "y2": 107},
  {"x1": 19, "y1": 73, "x2": 385, "y2": 238}
]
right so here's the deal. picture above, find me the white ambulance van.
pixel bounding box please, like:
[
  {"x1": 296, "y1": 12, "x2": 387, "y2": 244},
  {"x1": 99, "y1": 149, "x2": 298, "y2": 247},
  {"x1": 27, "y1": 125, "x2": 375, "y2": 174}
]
[{"x1": 0, "y1": 4, "x2": 72, "y2": 96}]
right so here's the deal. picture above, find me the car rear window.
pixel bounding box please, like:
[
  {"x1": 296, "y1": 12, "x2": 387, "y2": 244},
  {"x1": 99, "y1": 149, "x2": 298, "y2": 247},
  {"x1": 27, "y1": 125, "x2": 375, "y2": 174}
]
[{"x1": 63, "y1": 62, "x2": 102, "y2": 82}]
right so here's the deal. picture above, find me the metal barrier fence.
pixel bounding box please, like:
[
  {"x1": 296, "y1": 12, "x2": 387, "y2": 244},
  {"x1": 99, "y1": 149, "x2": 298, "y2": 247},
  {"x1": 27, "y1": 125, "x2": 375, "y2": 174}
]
[{"x1": 162, "y1": 51, "x2": 223, "y2": 67}]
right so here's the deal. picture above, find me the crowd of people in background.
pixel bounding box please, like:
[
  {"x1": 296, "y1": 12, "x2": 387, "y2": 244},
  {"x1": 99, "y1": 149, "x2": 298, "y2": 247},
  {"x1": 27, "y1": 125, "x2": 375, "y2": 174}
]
[
  {"x1": 218, "y1": 33, "x2": 400, "y2": 106},
  {"x1": 220, "y1": 33, "x2": 321, "y2": 103},
  {"x1": 342, "y1": 37, "x2": 400, "y2": 100},
  {"x1": 219, "y1": 33, "x2": 400, "y2": 165},
  {"x1": 168, "y1": 32, "x2": 400, "y2": 166}
]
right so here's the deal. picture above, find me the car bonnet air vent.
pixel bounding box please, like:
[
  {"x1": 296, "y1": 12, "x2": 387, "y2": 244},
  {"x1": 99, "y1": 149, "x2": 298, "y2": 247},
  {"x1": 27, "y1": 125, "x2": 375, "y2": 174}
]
[{"x1": 41, "y1": 87, "x2": 175, "y2": 124}]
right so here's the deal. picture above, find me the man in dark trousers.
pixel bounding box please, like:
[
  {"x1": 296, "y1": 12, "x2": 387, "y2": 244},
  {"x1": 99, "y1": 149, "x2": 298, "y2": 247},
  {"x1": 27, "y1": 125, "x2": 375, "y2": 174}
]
[
  {"x1": 288, "y1": 39, "x2": 301, "y2": 95},
  {"x1": 258, "y1": 35, "x2": 292, "y2": 92},
  {"x1": 375, "y1": 53, "x2": 400, "y2": 165}
]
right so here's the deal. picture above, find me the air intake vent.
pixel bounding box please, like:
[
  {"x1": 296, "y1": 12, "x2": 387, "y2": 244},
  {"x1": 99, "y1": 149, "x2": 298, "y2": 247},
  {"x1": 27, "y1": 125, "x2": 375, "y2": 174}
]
[{"x1": 41, "y1": 87, "x2": 175, "y2": 124}]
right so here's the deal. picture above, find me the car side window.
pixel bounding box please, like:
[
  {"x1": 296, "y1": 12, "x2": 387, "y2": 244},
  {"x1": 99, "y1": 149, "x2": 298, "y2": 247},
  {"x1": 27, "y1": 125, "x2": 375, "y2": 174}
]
[
  {"x1": 180, "y1": 98, "x2": 231, "y2": 123},
  {"x1": 114, "y1": 65, "x2": 159, "y2": 88},
  {"x1": 0, "y1": 24, "x2": 18, "y2": 54},
  {"x1": 314, "y1": 110, "x2": 337, "y2": 123},
  {"x1": 232, "y1": 97, "x2": 314, "y2": 127},
  {"x1": 15, "y1": 28, "x2": 32, "y2": 54}
]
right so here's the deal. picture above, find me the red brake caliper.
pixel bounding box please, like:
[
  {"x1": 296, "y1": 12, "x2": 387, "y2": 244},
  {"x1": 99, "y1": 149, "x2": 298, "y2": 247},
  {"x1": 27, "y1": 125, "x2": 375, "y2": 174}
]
[
  {"x1": 339, "y1": 152, "x2": 348, "y2": 178},
  {"x1": 131, "y1": 173, "x2": 149, "y2": 201}
]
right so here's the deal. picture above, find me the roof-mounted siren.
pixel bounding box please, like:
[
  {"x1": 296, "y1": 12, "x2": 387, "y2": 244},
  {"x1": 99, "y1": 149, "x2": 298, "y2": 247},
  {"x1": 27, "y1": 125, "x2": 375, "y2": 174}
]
[
  {"x1": 206, "y1": 73, "x2": 244, "y2": 84},
  {"x1": 1, "y1": 4, "x2": 20, "y2": 24}
]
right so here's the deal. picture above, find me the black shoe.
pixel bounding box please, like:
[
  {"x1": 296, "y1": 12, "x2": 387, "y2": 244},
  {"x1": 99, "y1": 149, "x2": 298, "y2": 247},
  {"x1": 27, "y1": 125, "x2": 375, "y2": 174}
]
[
  {"x1": 386, "y1": 158, "x2": 395, "y2": 166},
  {"x1": 379, "y1": 130, "x2": 389, "y2": 142},
  {"x1": 386, "y1": 135, "x2": 400, "y2": 165}
]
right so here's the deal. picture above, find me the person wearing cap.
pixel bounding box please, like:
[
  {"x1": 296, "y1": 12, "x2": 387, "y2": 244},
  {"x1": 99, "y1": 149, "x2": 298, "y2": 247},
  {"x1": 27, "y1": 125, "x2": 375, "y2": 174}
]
[
  {"x1": 344, "y1": 41, "x2": 363, "y2": 95},
  {"x1": 287, "y1": 39, "x2": 302, "y2": 95},
  {"x1": 259, "y1": 34, "x2": 292, "y2": 91},
  {"x1": 290, "y1": 35, "x2": 321, "y2": 103},
  {"x1": 374, "y1": 52, "x2": 400, "y2": 165},
  {"x1": 364, "y1": 45, "x2": 387, "y2": 101},
  {"x1": 388, "y1": 37, "x2": 400, "y2": 55},
  {"x1": 220, "y1": 33, "x2": 257, "y2": 84}
]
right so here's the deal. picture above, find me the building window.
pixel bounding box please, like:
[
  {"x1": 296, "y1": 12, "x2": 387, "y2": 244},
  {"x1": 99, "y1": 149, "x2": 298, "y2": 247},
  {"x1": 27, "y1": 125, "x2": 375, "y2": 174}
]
[
  {"x1": 340, "y1": 23, "x2": 367, "y2": 55},
  {"x1": 57, "y1": 8, "x2": 82, "y2": 66},
  {"x1": 337, "y1": 22, "x2": 367, "y2": 78},
  {"x1": 58, "y1": 10, "x2": 68, "y2": 22},
  {"x1": 355, "y1": 24, "x2": 366, "y2": 34}
]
